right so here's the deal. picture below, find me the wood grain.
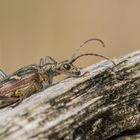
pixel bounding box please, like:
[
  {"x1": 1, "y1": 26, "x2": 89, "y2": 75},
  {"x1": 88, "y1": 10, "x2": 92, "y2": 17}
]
[{"x1": 0, "y1": 51, "x2": 140, "y2": 140}]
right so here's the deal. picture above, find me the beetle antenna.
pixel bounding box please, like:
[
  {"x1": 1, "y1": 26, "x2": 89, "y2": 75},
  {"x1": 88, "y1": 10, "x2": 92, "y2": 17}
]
[
  {"x1": 70, "y1": 53, "x2": 116, "y2": 66},
  {"x1": 69, "y1": 38, "x2": 105, "y2": 63}
]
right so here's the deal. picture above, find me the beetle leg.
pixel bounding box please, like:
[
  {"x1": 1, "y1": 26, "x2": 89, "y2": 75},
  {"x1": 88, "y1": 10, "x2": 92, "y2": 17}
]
[
  {"x1": 39, "y1": 56, "x2": 57, "y2": 67},
  {"x1": 11, "y1": 82, "x2": 41, "y2": 108},
  {"x1": 0, "y1": 96, "x2": 19, "y2": 109},
  {"x1": 0, "y1": 69, "x2": 7, "y2": 80},
  {"x1": 78, "y1": 71, "x2": 89, "y2": 77},
  {"x1": 47, "y1": 70, "x2": 54, "y2": 85},
  {"x1": 0, "y1": 96, "x2": 18, "y2": 102}
]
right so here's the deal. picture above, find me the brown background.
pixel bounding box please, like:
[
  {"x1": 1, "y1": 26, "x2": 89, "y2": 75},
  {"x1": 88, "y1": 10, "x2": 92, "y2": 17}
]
[{"x1": 0, "y1": 0, "x2": 140, "y2": 75}]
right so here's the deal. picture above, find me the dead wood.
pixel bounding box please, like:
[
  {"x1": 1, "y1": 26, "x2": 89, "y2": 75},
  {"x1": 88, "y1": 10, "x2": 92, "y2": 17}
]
[{"x1": 0, "y1": 51, "x2": 140, "y2": 140}]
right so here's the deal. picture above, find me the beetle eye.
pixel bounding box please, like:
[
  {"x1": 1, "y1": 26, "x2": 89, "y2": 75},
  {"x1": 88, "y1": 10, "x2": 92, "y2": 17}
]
[{"x1": 63, "y1": 64, "x2": 71, "y2": 70}]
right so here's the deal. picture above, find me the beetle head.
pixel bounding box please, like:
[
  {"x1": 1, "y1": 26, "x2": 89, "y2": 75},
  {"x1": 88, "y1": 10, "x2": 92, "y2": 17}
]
[
  {"x1": 40, "y1": 38, "x2": 115, "y2": 77},
  {"x1": 53, "y1": 60, "x2": 81, "y2": 77}
]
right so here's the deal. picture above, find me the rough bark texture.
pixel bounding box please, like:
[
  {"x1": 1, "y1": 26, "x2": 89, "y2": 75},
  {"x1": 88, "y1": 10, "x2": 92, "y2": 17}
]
[{"x1": 0, "y1": 51, "x2": 140, "y2": 140}]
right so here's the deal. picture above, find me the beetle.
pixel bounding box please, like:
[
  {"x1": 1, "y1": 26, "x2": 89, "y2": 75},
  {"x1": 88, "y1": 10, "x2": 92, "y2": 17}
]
[{"x1": 0, "y1": 38, "x2": 115, "y2": 108}]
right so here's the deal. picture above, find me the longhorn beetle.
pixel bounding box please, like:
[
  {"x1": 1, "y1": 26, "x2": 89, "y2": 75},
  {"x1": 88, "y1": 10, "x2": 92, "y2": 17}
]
[{"x1": 0, "y1": 38, "x2": 115, "y2": 108}]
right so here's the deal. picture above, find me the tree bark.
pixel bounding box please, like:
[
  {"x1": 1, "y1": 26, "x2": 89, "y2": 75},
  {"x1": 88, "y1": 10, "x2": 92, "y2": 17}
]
[{"x1": 0, "y1": 51, "x2": 140, "y2": 140}]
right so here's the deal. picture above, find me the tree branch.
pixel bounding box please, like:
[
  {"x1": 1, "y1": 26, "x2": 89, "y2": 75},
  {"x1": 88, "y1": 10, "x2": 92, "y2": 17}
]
[{"x1": 0, "y1": 51, "x2": 140, "y2": 140}]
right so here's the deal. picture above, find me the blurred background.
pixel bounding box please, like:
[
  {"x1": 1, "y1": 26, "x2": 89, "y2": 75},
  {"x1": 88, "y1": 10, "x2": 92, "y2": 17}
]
[{"x1": 0, "y1": 0, "x2": 140, "y2": 76}]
